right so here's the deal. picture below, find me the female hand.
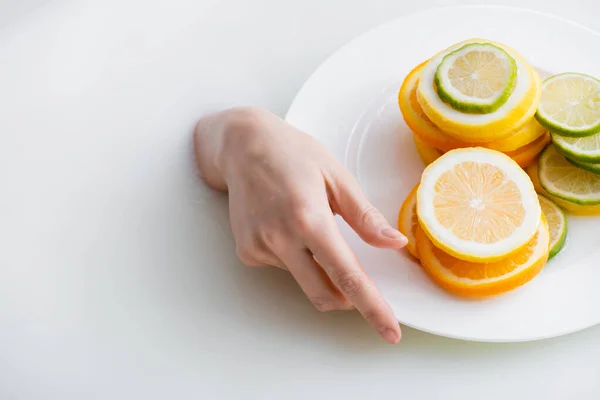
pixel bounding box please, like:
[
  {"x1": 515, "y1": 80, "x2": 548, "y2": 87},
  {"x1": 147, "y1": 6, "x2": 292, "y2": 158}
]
[{"x1": 194, "y1": 107, "x2": 407, "y2": 344}]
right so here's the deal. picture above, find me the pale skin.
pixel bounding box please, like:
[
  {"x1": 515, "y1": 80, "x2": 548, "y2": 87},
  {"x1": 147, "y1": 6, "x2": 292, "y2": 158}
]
[{"x1": 194, "y1": 107, "x2": 408, "y2": 344}]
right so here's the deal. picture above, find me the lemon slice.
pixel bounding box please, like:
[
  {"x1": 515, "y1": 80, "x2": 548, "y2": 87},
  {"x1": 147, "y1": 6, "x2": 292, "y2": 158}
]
[
  {"x1": 536, "y1": 73, "x2": 600, "y2": 137},
  {"x1": 397, "y1": 184, "x2": 420, "y2": 259},
  {"x1": 538, "y1": 145, "x2": 600, "y2": 205},
  {"x1": 538, "y1": 195, "x2": 567, "y2": 259},
  {"x1": 417, "y1": 39, "x2": 541, "y2": 143},
  {"x1": 504, "y1": 132, "x2": 550, "y2": 169},
  {"x1": 435, "y1": 43, "x2": 517, "y2": 114},
  {"x1": 416, "y1": 217, "x2": 549, "y2": 297},
  {"x1": 413, "y1": 135, "x2": 442, "y2": 166},
  {"x1": 417, "y1": 147, "x2": 541, "y2": 262},
  {"x1": 553, "y1": 132, "x2": 600, "y2": 163},
  {"x1": 399, "y1": 62, "x2": 546, "y2": 152}
]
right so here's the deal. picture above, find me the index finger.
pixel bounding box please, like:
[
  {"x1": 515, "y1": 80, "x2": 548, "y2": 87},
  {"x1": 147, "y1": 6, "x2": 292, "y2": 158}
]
[{"x1": 304, "y1": 216, "x2": 401, "y2": 344}]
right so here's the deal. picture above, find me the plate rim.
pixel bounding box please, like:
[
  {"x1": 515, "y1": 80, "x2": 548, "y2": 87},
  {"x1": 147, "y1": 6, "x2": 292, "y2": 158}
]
[{"x1": 284, "y1": 5, "x2": 600, "y2": 342}]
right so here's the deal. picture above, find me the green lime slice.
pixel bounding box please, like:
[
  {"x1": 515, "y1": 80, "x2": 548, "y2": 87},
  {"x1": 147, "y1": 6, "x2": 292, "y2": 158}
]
[
  {"x1": 553, "y1": 131, "x2": 600, "y2": 163},
  {"x1": 434, "y1": 43, "x2": 517, "y2": 114},
  {"x1": 538, "y1": 194, "x2": 567, "y2": 259},
  {"x1": 565, "y1": 154, "x2": 600, "y2": 175},
  {"x1": 538, "y1": 144, "x2": 600, "y2": 205},
  {"x1": 536, "y1": 73, "x2": 600, "y2": 137}
]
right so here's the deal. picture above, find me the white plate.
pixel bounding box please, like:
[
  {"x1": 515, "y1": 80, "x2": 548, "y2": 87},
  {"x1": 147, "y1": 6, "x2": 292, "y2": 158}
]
[{"x1": 286, "y1": 6, "x2": 600, "y2": 342}]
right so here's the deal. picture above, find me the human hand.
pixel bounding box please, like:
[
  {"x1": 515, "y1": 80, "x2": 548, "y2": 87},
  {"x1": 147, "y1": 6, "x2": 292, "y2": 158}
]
[{"x1": 194, "y1": 107, "x2": 407, "y2": 344}]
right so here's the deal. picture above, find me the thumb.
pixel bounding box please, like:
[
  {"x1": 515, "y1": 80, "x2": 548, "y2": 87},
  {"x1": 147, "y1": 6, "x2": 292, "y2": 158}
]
[{"x1": 329, "y1": 171, "x2": 408, "y2": 249}]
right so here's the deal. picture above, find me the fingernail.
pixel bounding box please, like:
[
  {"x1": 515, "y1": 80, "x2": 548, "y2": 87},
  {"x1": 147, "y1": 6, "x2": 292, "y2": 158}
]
[
  {"x1": 382, "y1": 227, "x2": 408, "y2": 244},
  {"x1": 379, "y1": 327, "x2": 401, "y2": 344}
]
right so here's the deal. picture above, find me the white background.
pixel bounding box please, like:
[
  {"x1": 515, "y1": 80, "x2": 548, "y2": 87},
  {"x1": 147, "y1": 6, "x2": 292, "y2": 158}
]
[{"x1": 1, "y1": 0, "x2": 599, "y2": 399}]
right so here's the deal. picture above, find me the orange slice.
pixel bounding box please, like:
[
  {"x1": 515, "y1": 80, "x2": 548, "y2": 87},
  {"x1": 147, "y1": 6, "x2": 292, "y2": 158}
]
[
  {"x1": 413, "y1": 135, "x2": 442, "y2": 166},
  {"x1": 416, "y1": 217, "x2": 549, "y2": 297},
  {"x1": 417, "y1": 148, "x2": 541, "y2": 262},
  {"x1": 397, "y1": 184, "x2": 420, "y2": 259},
  {"x1": 399, "y1": 62, "x2": 546, "y2": 152}
]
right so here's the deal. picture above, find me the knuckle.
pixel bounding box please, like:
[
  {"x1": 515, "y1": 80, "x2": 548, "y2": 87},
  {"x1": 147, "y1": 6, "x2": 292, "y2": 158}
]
[
  {"x1": 310, "y1": 296, "x2": 342, "y2": 312},
  {"x1": 292, "y1": 206, "x2": 328, "y2": 235},
  {"x1": 357, "y1": 203, "x2": 384, "y2": 229},
  {"x1": 335, "y1": 271, "x2": 368, "y2": 297}
]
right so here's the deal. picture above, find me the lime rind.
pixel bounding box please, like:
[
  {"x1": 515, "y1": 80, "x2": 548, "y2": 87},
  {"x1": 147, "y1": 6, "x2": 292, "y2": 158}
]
[
  {"x1": 565, "y1": 154, "x2": 600, "y2": 175},
  {"x1": 538, "y1": 145, "x2": 600, "y2": 205},
  {"x1": 535, "y1": 73, "x2": 600, "y2": 137},
  {"x1": 434, "y1": 43, "x2": 517, "y2": 114},
  {"x1": 552, "y1": 131, "x2": 600, "y2": 163},
  {"x1": 538, "y1": 194, "x2": 567, "y2": 259}
]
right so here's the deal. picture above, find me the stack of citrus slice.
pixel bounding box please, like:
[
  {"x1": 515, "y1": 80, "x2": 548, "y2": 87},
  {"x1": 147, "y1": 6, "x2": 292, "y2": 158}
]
[
  {"x1": 398, "y1": 39, "x2": 547, "y2": 168},
  {"x1": 398, "y1": 148, "x2": 553, "y2": 297},
  {"x1": 527, "y1": 72, "x2": 600, "y2": 215}
]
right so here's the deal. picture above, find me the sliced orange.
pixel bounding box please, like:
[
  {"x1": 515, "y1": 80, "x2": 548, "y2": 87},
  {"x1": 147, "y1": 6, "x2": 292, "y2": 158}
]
[
  {"x1": 505, "y1": 131, "x2": 551, "y2": 169},
  {"x1": 399, "y1": 62, "x2": 546, "y2": 152},
  {"x1": 413, "y1": 135, "x2": 442, "y2": 166},
  {"x1": 527, "y1": 162, "x2": 600, "y2": 215},
  {"x1": 417, "y1": 148, "x2": 541, "y2": 262},
  {"x1": 397, "y1": 184, "x2": 420, "y2": 259},
  {"x1": 416, "y1": 217, "x2": 549, "y2": 297}
]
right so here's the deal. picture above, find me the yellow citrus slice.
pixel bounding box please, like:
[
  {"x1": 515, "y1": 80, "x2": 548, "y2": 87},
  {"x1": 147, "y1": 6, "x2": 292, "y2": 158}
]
[
  {"x1": 527, "y1": 162, "x2": 600, "y2": 215},
  {"x1": 417, "y1": 148, "x2": 541, "y2": 262},
  {"x1": 504, "y1": 131, "x2": 550, "y2": 169},
  {"x1": 400, "y1": 62, "x2": 546, "y2": 152},
  {"x1": 399, "y1": 62, "x2": 467, "y2": 151},
  {"x1": 417, "y1": 39, "x2": 541, "y2": 143},
  {"x1": 397, "y1": 184, "x2": 420, "y2": 259},
  {"x1": 413, "y1": 135, "x2": 442, "y2": 165},
  {"x1": 416, "y1": 216, "x2": 549, "y2": 297}
]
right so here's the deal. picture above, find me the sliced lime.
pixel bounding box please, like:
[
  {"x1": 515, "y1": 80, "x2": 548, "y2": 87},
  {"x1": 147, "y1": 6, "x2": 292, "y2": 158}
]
[
  {"x1": 565, "y1": 155, "x2": 600, "y2": 175},
  {"x1": 538, "y1": 195, "x2": 567, "y2": 259},
  {"x1": 538, "y1": 145, "x2": 600, "y2": 205},
  {"x1": 553, "y1": 131, "x2": 600, "y2": 163},
  {"x1": 434, "y1": 43, "x2": 517, "y2": 114},
  {"x1": 536, "y1": 73, "x2": 600, "y2": 137}
]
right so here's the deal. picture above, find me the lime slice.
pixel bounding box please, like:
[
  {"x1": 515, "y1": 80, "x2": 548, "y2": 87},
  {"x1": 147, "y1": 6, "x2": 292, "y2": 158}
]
[
  {"x1": 538, "y1": 144, "x2": 600, "y2": 205},
  {"x1": 538, "y1": 194, "x2": 567, "y2": 259},
  {"x1": 565, "y1": 154, "x2": 600, "y2": 175},
  {"x1": 434, "y1": 43, "x2": 517, "y2": 114},
  {"x1": 553, "y1": 131, "x2": 600, "y2": 163},
  {"x1": 536, "y1": 73, "x2": 600, "y2": 137}
]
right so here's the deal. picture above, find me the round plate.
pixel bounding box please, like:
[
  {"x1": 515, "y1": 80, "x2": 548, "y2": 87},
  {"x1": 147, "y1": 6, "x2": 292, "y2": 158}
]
[{"x1": 286, "y1": 6, "x2": 600, "y2": 342}]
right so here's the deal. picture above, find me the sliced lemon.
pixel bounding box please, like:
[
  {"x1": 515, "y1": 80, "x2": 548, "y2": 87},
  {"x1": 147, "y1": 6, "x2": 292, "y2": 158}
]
[
  {"x1": 536, "y1": 73, "x2": 600, "y2": 137},
  {"x1": 553, "y1": 131, "x2": 600, "y2": 163},
  {"x1": 399, "y1": 62, "x2": 546, "y2": 152},
  {"x1": 435, "y1": 43, "x2": 517, "y2": 114},
  {"x1": 417, "y1": 147, "x2": 541, "y2": 262},
  {"x1": 397, "y1": 184, "x2": 420, "y2": 259},
  {"x1": 504, "y1": 132, "x2": 550, "y2": 169},
  {"x1": 538, "y1": 144, "x2": 600, "y2": 205},
  {"x1": 417, "y1": 39, "x2": 541, "y2": 143},
  {"x1": 416, "y1": 217, "x2": 549, "y2": 297},
  {"x1": 538, "y1": 194, "x2": 567, "y2": 259},
  {"x1": 527, "y1": 162, "x2": 600, "y2": 215}
]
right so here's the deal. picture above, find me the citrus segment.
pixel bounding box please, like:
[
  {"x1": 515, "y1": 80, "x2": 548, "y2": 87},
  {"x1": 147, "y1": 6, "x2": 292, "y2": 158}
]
[
  {"x1": 417, "y1": 148, "x2": 541, "y2": 262},
  {"x1": 435, "y1": 43, "x2": 517, "y2": 114},
  {"x1": 397, "y1": 184, "x2": 420, "y2": 259},
  {"x1": 416, "y1": 217, "x2": 549, "y2": 297}
]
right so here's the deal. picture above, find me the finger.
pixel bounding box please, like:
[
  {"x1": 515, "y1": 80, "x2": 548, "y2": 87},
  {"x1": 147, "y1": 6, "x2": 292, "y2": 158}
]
[
  {"x1": 279, "y1": 248, "x2": 353, "y2": 311},
  {"x1": 327, "y1": 170, "x2": 407, "y2": 249},
  {"x1": 303, "y1": 217, "x2": 401, "y2": 344}
]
